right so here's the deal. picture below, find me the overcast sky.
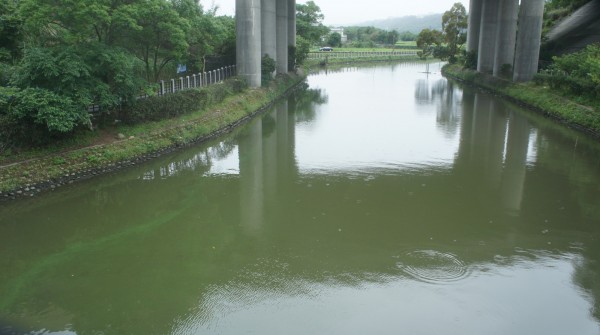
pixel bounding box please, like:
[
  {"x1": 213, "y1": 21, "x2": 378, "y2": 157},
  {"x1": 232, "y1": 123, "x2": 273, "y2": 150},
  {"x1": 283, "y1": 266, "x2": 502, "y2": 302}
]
[{"x1": 204, "y1": 0, "x2": 470, "y2": 25}]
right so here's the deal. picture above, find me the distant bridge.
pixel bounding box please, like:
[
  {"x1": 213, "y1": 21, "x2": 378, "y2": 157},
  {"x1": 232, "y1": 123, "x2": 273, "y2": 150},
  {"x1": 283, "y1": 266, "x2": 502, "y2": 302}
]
[{"x1": 235, "y1": 0, "x2": 597, "y2": 86}]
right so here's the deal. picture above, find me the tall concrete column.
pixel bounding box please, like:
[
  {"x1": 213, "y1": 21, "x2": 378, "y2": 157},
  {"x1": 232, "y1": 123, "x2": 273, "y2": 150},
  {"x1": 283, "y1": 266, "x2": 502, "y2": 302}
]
[
  {"x1": 467, "y1": 0, "x2": 483, "y2": 52},
  {"x1": 477, "y1": 0, "x2": 500, "y2": 73},
  {"x1": 276, "y1": 0, "x2": 288, "y2": 74},
  {"x1": 261, "y1": 0, "x2": 277, "y2": 61},
  {"x1": 288, "y1": 0, "x2": 296, "y2": 46},
  {"x1": 288, "y1": 0, "x2": 296, "y2": 71},
  {"x1": 513, "y1": 0, "x2": 545, "y2": 82},
  {"x1": 493, "y1": 0, "x2": 519, "y2": 78},
  {"x1": 236, "y1": 0, "x2": 262, "y2": 87}
]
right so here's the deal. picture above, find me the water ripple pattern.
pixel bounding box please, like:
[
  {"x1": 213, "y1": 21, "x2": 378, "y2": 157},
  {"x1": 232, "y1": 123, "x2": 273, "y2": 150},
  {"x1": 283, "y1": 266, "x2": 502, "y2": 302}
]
[{"x1": 397, "y1": 250, "x2": 470, "y2": 284}]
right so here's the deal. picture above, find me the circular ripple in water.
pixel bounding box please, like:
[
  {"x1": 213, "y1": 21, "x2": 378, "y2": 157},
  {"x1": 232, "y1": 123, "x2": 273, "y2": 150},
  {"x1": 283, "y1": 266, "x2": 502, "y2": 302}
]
[{"x1": 398, "y1": 250, "x2": 470, "y2": 284}]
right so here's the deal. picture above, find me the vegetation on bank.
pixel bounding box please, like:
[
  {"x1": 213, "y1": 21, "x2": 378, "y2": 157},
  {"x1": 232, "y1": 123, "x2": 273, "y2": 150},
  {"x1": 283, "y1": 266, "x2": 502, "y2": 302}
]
[
  {"x1": 415, "y1": 3, "x2": 467, "y2": 63},
  {"x1": 0, "y1": 0, "x2": 236, "y2": 155},
  {"x1": 442, "y1": 64, "x2": 600, "y2": 136},
  {"x1": 0, "y1": 74, "x2": 304, "y2": 195}
]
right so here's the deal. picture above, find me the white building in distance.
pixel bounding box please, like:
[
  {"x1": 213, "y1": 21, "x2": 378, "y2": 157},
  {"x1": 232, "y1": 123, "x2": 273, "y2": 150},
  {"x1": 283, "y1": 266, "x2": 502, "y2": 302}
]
[{"x1": 329, "y1": 27, "x2": 348, "y2": 43}]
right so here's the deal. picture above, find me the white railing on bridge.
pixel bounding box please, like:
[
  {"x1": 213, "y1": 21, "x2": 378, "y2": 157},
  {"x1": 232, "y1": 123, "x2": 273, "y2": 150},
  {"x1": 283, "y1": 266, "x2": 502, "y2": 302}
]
[{"x1": 307, "y1": 51, "x2": 418, "y2": 60}]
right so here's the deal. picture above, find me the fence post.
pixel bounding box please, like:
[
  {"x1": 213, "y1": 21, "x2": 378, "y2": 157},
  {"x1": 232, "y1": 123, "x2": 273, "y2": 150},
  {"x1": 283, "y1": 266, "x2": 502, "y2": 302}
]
[
  {"x1": 186, "y1": 76, "x2": 190, "y2": 89},
  {"x1": 160, "y1": 80, "x2": 165, "y2": 96},
  {"x1": 171, "y1": 79, "x2": 175, "y2": 93},
  {"x1": 213, "y1": 70, "x2": 217, "y2": 83}
]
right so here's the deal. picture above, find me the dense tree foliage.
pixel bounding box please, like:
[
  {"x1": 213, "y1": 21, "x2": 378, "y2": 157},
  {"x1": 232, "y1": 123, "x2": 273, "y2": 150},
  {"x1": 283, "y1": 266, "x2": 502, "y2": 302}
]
[
  {"x1": 344, "y1": 26, "x2": 400, "y2": 48},
  {"x1": 415, "y1": 2, "x2": 466, "y2": 62},
  {"x1": 399, "y1": 31, "x2": 417, "y2": 42},
  {"x1": 0, "y1": 0, "x2": 235, "y2": 148},
  {"x1": 416, "y1": 29, "x2": 443, "y2": 60},
  {"x1": 545, "y1": 0, "x2": 589, "y2": 11},
  {"x1": 326, "y1": 33, "x2": 342, "y2": 48},
  {"x1": 296, "y1": 1, "x2": 329, "y2": 45},
  {"x1": 535, "y1": 43, "x2": 600, "y2": 99},
  {"x1": 441, "y1": 2, "x2": 467, "y2": 63}
]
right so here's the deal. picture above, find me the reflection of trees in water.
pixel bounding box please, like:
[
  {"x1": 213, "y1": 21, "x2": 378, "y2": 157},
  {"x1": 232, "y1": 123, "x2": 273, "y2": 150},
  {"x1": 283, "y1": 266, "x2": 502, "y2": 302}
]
[
  {"x1": 414, "y1": 78, "x2": 461, "y2": 137},
  {"x1": 289, "y1": 82, "x2": 329, "y2": 124},
  {"x1": 140, "y1": 137, "x2": 238, "y2": 180},
  {"x1": 574, "y1": 244, "x2": 600, "y2": 321}
]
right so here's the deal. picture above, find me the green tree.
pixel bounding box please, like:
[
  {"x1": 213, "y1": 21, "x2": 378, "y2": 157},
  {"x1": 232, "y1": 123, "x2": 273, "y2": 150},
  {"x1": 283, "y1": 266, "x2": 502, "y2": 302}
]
[
  {"x1": 0, "y1": 0, "x2": 22, "y2": 62},
  {"x1": 296, "y1": 1, "x2": 329, "y2": 45},
  {"x1": 327, "y1": 32, "x2": 342, "y2": 47},
  {"x1": 127, "y1": 0, "x2": 189, "y2": 81},
  {"x1": 399, "y1": 31, "x2": 417, "y2": 42},
  {"x1": 416, "y1": 29, "x2": 442, "y2": 60},
  {"x1": 294, "y1": 35, "x2": 311, "y2": 65},
  {"x1": 386, "y1": 30, "x2": 399, "y2": 46},
  {"x1": 441, "y1": 2, "x2": 467, "y2": 63}
]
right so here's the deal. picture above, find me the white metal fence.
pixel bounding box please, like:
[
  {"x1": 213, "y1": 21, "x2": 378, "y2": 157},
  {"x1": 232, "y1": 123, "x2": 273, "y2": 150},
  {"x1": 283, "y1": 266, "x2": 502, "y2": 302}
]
[
  {"x1": 89, "y1": 65, "x2": 237, "y2": 113},
  {"x1": 157, "y1": 65, "x2": 237, "y2": 96},
  {"x1": 307, "y1": 51, "x2": 418, "y2": 60}
]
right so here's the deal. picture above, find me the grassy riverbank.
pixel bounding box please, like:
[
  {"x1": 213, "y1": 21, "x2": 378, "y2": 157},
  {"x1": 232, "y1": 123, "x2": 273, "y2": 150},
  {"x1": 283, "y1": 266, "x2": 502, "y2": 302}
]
[
  {"x1": 0, "y1": 74, "x2": 304, "y2": 197},
  {"x1": 442, "y1": 64, "x2": 600, "y2": 137}
]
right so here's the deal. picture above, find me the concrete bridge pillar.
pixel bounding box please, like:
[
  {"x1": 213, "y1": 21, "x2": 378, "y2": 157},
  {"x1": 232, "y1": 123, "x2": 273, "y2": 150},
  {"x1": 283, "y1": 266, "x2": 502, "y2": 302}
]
[
  {"x1": 288, "y1": 0, "x2": 296, "y2": 46},
  {"x1": 236, "y1": 0, "x2": 262, "y2": 87},
  {"x1": 467, "y1": 0, "x2": 483, "y2": 53},
  {"x1": 477, "y1": 0, "x2": 500, "y2": 73},
  {"x1": 288, "y1": 0, "x2": 296, "y2": 70},
  {"x1": 493, "y1": 0, "x2": 519, "y2": 78},
  {"x1": 513, "y1": 0, "x2": 545, "y2": 82},
  {"x1": 261, "y1": 0, "x2": 277, "y2": 63},
  {"x1": 276, "y1": 0, "x2": 289, "y2": 74}
]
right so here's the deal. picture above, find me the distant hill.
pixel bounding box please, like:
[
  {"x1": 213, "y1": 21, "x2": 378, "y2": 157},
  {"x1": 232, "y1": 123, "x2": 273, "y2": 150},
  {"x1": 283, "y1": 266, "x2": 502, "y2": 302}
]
[{"x1": 358, "y1": 14, "x2": 442, "y2": 33}]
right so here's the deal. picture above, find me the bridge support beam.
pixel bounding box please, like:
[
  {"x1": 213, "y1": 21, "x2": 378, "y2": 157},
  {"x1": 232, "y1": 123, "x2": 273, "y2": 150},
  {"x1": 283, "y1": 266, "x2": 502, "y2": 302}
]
[
  {"x1": 276, "y1": 0, "x2": 289, "y2": 74},
  {"x1": 493, "y1": 0, "x2": 519, "y2": 78},
  {"x1": 236, "y1": 0, "x2": 262, "y2": 87},
  {"x1": 288, "y1": 0, "x2": 296, "y2": 71},
  {"x1": 513, "y1": 0, "x2": 545, "y2": 82},
  {"x1": 467, "y1": 0, "x2": 483, "y2": 53},
  {"x1": 477, "y1": 0, "x2": 500, "y2": 74},
  {"x1": 261, "y1": 0, "x2": 277, "y2": 62}
]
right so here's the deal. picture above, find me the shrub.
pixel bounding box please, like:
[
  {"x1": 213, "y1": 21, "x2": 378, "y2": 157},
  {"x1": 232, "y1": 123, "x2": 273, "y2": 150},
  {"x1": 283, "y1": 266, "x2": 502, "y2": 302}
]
[
  {"x1": 261, "y1": 54, "x2": 276, "y2": 87},
  {"x1": 535, "y1": 44, "x2": 600, "y2": 98},
  {"x1": 463, "y1": 50, "x2": 477, "y2": 70}
]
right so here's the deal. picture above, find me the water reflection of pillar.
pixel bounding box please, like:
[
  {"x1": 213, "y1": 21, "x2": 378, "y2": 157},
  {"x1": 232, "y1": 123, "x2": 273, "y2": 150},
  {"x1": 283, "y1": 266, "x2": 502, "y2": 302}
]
[
  {"x1": 501, "y1": 112, "x2": 530, "y2": 215},
  {"x1": 470, "y1": 93, "x2": 508, "y2": 188},
  {"x1": 263, "y1": 112, "x2": 278, "y2": 207},
  {"x1": 455, "y1": 89, "x2": 476, "y2": 168},
  {"x1": 277, "y1": 100, "x2": 297, "y2": 183},
  {"x1": 239, "y1": 119, "x2": 264, "y2": 232}
]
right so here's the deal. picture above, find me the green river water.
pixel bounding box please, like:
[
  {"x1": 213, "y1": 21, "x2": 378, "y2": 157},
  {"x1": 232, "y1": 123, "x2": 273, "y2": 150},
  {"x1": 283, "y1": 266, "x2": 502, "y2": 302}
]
[{"x1": 1, "y1": 62, "x2": 600, "y2": 334}]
